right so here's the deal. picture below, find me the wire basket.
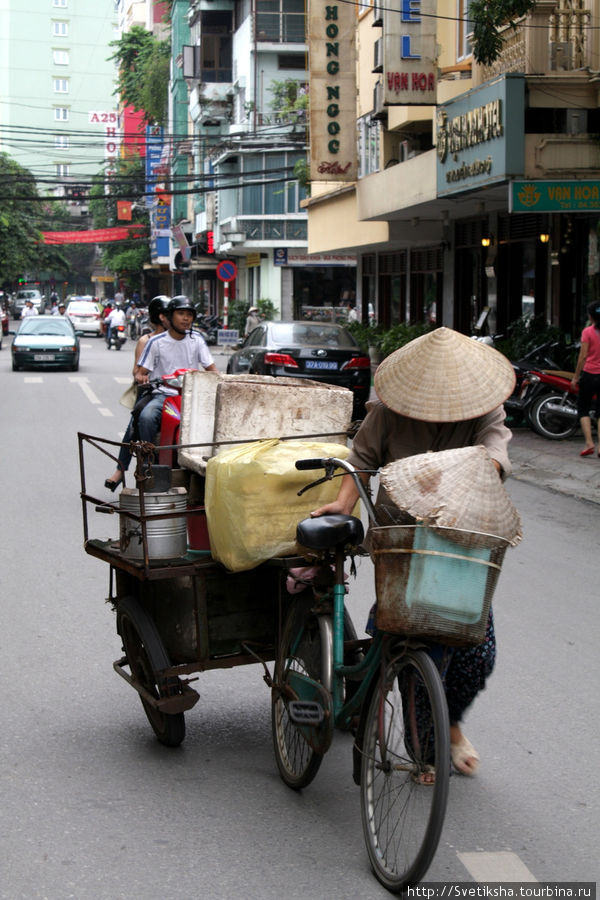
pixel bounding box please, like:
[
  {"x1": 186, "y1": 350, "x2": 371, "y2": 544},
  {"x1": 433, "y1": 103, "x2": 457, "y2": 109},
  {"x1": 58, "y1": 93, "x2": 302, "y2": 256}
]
[{"x1": 371, "y1": 524, "x2": 509, "y2": 646}]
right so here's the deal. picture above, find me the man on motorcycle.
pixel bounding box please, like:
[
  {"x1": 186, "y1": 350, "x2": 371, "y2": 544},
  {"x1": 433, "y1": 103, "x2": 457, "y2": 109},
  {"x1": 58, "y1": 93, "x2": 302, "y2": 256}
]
[
  {"x1": 134, "y1": 295, "x2": 218, "y2": 445},
  {"x1": 105, "y1": 302, "x2": 126, "y2": 347}
]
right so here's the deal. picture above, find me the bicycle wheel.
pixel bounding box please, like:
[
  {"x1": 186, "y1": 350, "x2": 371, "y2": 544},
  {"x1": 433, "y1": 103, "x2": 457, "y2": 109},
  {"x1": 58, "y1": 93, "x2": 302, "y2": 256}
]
[
  {"x1": 360, "y1": 648, "x2": 450, "y2": 892},
  {"x1": 271, "y1": 595, "x2": 332, "y2": 790}
]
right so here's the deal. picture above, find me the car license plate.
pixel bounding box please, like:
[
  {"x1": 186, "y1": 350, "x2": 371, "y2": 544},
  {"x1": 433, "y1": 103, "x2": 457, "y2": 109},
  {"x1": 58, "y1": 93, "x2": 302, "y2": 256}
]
[
  {"x1": 305, "y1": 360, "x2": 338, "y2": 371},
  {"x1": 34, "y1": 354, "x2": 55, "y2": 361}
]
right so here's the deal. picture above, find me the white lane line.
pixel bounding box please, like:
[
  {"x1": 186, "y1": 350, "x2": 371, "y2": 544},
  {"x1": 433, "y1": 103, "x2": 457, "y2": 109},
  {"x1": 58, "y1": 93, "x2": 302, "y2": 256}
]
[
  {"x1": 80, "y1": 343, "x2": 94, "y2": 349},
  {"x1": 458, "y1": 851, "x2": 539, "y2": 882},
  {"x1": 68, "y1": 376, "x2": 101, "y2": 405},
  {"x1": 98, "y1": 408, "x2": 114, "y2": 417},
  {"x1": 114, "y1": 376, "x2": 131, "y2": 384},
  {"x1": 24, "y1": 376, "x2": 44, "y2": 383}
]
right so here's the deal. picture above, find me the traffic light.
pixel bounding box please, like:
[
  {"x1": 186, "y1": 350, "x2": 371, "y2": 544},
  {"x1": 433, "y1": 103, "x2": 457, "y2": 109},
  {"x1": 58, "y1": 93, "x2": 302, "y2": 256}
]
[{"x1": 207, "y1": 230, "x2": 215, "y2": 253}]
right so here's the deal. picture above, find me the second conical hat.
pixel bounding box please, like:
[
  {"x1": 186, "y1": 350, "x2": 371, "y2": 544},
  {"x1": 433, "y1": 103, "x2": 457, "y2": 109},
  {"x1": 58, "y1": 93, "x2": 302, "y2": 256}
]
[
  {"x1": 374, "y1": 327, "x2": 516, "y2": 422},
  {"x1": 380, "y1": 445, "x2": 522, "y2": 547}
]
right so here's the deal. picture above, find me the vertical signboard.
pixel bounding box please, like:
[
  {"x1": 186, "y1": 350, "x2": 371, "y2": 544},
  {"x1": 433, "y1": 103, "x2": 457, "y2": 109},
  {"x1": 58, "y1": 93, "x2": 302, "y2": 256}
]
[
  {"x1": 309, "y1": 0, "x2": 357, "y2": 182},
  {"x1": 384, "y1": 0, "x2": 437, "y2": 107}
]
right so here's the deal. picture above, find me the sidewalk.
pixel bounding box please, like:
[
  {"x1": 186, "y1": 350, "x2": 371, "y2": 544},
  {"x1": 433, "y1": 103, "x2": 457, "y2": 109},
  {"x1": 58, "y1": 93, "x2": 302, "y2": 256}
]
[{"x1": 509, "y1": 424, "x2": 600, "y2": 506}]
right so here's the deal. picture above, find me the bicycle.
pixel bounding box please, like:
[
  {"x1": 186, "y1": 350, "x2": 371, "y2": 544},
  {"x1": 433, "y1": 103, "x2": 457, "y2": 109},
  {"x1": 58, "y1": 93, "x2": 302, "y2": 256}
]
[{"x1": 271, "y1": 456, "x2": 507, "y2": 892}]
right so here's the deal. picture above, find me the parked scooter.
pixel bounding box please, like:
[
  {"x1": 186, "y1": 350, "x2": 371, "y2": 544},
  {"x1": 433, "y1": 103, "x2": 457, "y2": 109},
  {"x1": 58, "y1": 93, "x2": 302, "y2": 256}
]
[
  {"x1": 504, "y1": 340, "x2": 577, "y2": 427},
  {"x1": 106, "y1": 324, "x2": 127, "y2": 351},
  {"x1": 526, "y1": 369, "x2": 597, "y2": 440}
]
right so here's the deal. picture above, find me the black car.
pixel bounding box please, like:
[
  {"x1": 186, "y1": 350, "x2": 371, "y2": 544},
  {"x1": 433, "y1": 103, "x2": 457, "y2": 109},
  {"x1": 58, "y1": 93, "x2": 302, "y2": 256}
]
[
  {"x1": 11, "y1": 315, "x2": 81, "y2": 371},
  {"x1": 226, "y1": 320, "x2": 371, "y2": 419}
]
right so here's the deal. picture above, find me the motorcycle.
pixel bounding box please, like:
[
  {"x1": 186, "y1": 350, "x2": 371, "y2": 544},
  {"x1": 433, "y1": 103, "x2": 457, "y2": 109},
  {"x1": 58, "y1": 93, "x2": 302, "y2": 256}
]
[
  {"x1": 526, "y1": 369, "x2": 598, "y2": 440},
  {"x1": 107, "y1": 324, "x2": 127, "y2": 351},
  {"x1": 504, "y1": 339, "x2": 578, "y2": 427},
  {"x1": 196, "y1": 314, "x2": 222, "y2": 346}
]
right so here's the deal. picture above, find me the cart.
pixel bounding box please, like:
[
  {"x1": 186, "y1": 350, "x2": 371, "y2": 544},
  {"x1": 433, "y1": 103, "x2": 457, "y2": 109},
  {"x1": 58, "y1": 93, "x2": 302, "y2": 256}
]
[{"x1": 77, "y1": 430, "x2": 356, "y2": 747}]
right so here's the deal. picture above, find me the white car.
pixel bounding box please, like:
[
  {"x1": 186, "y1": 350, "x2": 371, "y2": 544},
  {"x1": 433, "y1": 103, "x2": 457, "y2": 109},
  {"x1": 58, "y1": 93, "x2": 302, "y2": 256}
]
[{"x1": 66, "y1": 299, "x2": 103, "y2": 335}]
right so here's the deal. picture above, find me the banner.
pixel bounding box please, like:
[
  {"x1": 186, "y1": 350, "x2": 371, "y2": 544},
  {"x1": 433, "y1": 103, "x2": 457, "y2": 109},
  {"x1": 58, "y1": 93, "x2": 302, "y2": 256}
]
[{"x1": 41, "y1": 225, "x2": 147, "y2": 244}]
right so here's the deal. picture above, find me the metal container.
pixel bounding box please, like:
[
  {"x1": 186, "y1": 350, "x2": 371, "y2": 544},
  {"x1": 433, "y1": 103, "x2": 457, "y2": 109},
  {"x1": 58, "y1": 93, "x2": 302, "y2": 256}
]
[{"x1": 119, "y1": 487, "x2": 188, "y2": 560}]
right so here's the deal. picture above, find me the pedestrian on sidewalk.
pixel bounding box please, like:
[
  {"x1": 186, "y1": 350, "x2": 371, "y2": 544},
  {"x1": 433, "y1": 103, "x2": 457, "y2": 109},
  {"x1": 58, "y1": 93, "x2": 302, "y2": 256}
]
[{"x1": 571, "y1": 301, "x2": 600, "y2": 457}]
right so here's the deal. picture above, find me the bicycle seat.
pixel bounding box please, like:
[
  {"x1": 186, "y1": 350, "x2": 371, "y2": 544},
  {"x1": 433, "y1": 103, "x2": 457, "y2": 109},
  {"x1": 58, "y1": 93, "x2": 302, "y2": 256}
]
[{"x1": 296, "y1": 515, "x2": 364, "y2": 551}]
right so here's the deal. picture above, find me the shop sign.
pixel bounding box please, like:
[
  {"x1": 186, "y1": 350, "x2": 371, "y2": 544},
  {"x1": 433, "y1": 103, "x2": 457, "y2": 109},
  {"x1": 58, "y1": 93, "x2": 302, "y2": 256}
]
[
  {"x1": 509, "y1": 180, "x2": 600, "y2": 212},
  {"x1": 309, "y1": 0, "x2": 357, "y2": 182},
  {"x1": 384, "y1": 0, "x2": 437, "y2": 106},
  {"x1": 436, "y1": 74, "x2": 524, "y2": 197},
  {"x1": 150, "y1": 201, "x2": 170, "y2": 262},
  {"x1": 246, "y1": 253, "x2": 261, "y2": 268},
  {"x1": 274, "y1": 249, "x2": 357, "y2": 266}
]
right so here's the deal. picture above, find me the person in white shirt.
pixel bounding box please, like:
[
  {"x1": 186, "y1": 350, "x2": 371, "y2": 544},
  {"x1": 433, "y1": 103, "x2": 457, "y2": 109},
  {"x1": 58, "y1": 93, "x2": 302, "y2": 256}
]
[
  {"x1": 134, "y1": 295, "x2": 217, "y2": 444},
  {"x1": 21, "y1": 300, "x2": 38, "y2": 318},
  {"x1": 105, "y1": 304, "x2": 126, "y2": 345}
]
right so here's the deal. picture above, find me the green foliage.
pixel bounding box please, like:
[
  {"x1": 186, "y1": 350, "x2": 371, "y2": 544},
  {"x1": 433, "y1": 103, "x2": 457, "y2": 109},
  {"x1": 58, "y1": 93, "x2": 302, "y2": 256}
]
[
  {"x1": 109, "y1": 26, "x2": 170, "y2": 126},
  {"x1": 469, "y1": 0, "x2": 536, "y2": 65},
  {"x1": 494, "y1": 315, "x2": 577, "y2": 369},
  {"x1": 268, "y1": 79, "x2": 308, "y2": 124},
  {"x1": 0, "y1": 153, "x2": 44, "y2": 283},
  {"x1": 293, "y1": 157, "x2": 310, "y2": 195}
]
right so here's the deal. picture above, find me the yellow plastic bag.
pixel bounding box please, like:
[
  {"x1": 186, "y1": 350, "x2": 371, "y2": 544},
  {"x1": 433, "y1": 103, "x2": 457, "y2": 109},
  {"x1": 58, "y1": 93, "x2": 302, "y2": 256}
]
[{"x1": 205, "y1": 439, "x2": 352, "y2": 572}]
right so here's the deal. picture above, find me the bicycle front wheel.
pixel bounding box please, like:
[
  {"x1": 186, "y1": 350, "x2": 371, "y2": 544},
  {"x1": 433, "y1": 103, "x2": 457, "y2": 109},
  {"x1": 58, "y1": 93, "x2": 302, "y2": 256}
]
[
  {"x1": 360, "y1": 648, "x2": 450, "y2": 892},
  {"x1": 271, "y1": 595, "x2": 332, "y2": 790}
]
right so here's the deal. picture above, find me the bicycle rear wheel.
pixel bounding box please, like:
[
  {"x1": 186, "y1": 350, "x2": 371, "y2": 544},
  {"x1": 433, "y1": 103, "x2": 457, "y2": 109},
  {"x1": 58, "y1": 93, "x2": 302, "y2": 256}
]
[
  {"x1": 360, "y1": 648, "x2": 449, "y2": 892},
  {"x1": 271, "y1": 595, "x2": 332, "y2": 790}
]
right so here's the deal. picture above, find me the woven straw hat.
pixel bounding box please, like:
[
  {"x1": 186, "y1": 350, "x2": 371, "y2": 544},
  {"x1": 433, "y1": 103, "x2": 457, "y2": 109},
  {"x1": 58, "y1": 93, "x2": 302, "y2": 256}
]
[
  {"x1": 374, "y1": 327, "x2": 516, "y2": 422},
  {"x1": 380, "y1": 445, "x2": 522, "y2": 547}
]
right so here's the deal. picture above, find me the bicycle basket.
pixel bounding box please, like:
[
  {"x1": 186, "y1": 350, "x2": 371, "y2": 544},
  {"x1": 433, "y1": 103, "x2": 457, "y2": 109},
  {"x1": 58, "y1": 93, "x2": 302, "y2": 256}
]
[{"x1": 371, "y1": 524, "x2": 508, "y2": 646}]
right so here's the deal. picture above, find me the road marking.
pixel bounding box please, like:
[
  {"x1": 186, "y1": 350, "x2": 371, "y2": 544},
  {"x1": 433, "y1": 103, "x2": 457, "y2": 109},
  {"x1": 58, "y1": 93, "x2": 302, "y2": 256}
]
[
  {"x1": 80, "y1": 343, "x2": 93, "y2": 349},
  {"x1": 458, "y1": 851, "x2": 538, "y2": 882},
  {"x1": 114, "y1": 376, "x2": 131, "y2": 384},
  {"x1": 23, "y1": 376, "x2": 43, "y2": 383},
  {"x1": 68, "y1": 376, "x2": 101, "y2": 405},
  {"x1": 98, "y1": 407, "x2": 114, "y2": 417}
]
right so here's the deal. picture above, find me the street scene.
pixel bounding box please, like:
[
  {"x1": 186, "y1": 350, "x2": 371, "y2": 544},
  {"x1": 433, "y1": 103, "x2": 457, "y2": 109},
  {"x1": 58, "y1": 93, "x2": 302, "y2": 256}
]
[{"x1": 2, "y1": 0, "x2": 600, "y2": 896}]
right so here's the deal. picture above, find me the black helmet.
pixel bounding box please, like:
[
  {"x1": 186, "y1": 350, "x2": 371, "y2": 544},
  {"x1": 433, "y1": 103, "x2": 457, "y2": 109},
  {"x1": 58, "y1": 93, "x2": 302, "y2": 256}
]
[
  {"x1": 167, "y1": 295, "x2": 196, "y2": 320},
  {"x1": 148, "y1": 295, "x2": 170, "y2": 325}
]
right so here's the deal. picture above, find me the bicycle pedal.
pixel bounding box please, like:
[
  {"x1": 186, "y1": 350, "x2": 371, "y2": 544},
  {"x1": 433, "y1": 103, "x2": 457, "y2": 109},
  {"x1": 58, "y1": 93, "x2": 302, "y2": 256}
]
[{"x1": 288, "y1": 700, "x2": 324, "y2": 725}]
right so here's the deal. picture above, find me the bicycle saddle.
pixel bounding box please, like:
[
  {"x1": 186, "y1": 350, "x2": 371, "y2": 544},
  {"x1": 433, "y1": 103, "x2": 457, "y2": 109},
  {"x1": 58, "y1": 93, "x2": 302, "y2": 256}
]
[{"x1": 296, "y1": 514, "x2": 364, "y2": 551}]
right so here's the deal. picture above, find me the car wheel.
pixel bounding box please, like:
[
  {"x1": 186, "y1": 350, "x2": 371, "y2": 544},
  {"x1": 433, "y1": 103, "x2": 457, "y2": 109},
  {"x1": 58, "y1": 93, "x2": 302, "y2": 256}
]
[{"x1": 12, "y1": 361, "x2": 19, "y2": 371}]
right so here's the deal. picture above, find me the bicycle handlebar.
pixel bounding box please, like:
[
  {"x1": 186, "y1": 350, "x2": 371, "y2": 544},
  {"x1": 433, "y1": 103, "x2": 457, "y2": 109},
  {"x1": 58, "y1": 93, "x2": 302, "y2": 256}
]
[{"x1": 295, "y1": 457, "x2": 379, "y2": 524}]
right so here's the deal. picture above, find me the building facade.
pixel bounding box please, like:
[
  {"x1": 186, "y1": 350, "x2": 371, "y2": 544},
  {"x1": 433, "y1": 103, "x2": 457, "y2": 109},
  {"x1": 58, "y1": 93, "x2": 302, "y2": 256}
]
[{"x1": 305, "y1": 0, "x2": 600, "y2": 337}]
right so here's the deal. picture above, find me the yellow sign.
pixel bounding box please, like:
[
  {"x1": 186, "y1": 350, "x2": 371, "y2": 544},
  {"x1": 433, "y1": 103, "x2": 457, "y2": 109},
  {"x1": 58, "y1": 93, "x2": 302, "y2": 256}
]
[{"x1": 246, "y1": 253, "x2": 261, "y2": 268}]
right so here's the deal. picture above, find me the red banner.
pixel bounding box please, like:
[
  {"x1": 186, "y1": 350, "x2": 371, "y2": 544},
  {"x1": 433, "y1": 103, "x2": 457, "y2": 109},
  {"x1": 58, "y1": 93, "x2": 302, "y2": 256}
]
[{"x1": 41, "y1": 225, "x2": 146, "y2": 244}]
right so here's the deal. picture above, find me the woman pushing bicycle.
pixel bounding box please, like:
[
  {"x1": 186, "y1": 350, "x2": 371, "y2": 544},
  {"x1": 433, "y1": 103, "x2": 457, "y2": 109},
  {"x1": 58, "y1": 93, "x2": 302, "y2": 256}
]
[{"x1": 311, "y1": 326, "x2": 516, "y2": 777}]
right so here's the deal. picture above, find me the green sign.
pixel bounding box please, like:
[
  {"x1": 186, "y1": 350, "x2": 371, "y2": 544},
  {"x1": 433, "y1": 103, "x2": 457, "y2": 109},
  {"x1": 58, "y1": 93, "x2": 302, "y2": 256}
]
[{"x1": 510, "y1": 180, "x2": 600, "y2": 212}]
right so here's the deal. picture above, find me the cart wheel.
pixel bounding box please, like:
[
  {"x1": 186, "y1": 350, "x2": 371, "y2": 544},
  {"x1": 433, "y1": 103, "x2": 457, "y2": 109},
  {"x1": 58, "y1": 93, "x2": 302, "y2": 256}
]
[
  {"x1": 117, "y1": 595, "x2": 186, "y2": 747},
  {"x1": 271, "y1": 594, "x2": 332, "y2": 790}
]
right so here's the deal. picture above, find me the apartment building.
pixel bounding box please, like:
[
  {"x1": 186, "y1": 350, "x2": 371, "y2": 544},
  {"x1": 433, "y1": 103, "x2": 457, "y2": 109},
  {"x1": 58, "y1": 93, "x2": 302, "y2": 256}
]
[{"x1": 305, "y1": 0, "x2": 600, "y2": 336}]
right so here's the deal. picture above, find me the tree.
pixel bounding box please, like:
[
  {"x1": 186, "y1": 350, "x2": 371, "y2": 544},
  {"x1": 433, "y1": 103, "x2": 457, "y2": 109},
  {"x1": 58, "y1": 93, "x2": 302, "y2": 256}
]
[
  {"x1": 0, "y1": 154, "x2": 45, "y2": 283},
  {"x1": 109, "y1": 26, "x2": 170, "y2": 126},
  {"x1": 89, "y1": 156, "x2": 151, "y2": 295},
  {"x1": 469, "y1": 0, "x2": 537, "y2": 65}
]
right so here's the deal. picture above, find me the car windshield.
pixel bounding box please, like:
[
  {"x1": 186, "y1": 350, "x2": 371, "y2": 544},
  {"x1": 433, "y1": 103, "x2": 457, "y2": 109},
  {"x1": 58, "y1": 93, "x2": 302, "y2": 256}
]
[
  {"x1": 19, "y1": 318, "x2": 74, "y2": 336},
  {"x1": 269, "y1": 322, "x2": 357, "y2": 349},
  {"x1": 68, "y1": 302, "x2": 99, "y2": 313}
]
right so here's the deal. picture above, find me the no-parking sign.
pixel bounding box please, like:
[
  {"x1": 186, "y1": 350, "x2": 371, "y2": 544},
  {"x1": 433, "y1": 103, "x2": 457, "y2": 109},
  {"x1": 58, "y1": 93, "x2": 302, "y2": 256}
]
[{"x1": 216, "y1": 260, "x2": 238, "y2": 282}]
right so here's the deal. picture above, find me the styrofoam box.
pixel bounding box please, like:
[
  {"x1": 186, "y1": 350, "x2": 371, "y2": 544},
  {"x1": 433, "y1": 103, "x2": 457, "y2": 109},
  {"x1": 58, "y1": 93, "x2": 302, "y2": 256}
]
[{"x1": 178, "y1": 372, "x2": 353, "y2": 474}]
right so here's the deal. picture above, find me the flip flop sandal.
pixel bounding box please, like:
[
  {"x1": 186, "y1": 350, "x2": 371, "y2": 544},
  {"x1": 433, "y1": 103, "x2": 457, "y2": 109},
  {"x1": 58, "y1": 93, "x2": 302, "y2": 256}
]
[
  {"x1": 410, "y1": 764, "x2": 436, "y2": 785},
  {"x1": 451, "y1": 735, "x2": 480, "y2": 776}
]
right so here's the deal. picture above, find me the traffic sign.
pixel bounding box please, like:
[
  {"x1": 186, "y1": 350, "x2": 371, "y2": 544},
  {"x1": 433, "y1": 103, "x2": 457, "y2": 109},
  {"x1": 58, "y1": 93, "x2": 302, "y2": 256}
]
[{"x1": 216, "y1": 260, "x2": 238, "y2": 282}]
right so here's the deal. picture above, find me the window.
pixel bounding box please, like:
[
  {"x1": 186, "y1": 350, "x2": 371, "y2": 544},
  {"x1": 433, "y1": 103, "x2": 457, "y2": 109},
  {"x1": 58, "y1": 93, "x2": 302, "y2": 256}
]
[
  {"x1": 53, "y1": 50, "x2": 69, "y2": 65},
  {"x1": 457, "y1": 0, "x2": 472, "y2": 60},
  {"x1": 54, "y1": 107, "x2": 69, "y2": 121},
  {"x1": 56, "y1": 164, "x2": 71, "y2": 177},
  {"x1": 53, "y1": 0, "x2": 68, "y2": 6},
  {"x1": 357, "y1": 116, "x2": 380, "y2": 177},
  {"x1": 55, "y1": 134, "x2": 69, "y2": 149},
  {"x1": 52, "y1": 21, "x2": 68, "y2": 36},
  {"x1": 239, "y1": 151, "x2": 307, "y2": 215},
  {"x1": 53, "y1": 78, "x2": 69, "y2": 93},
  {"x1": 201, "y1": 12, "x2": 232, "y2": 82},
  {"x1": 256, "y1": 0, "x2": 306, "y2": 43}
]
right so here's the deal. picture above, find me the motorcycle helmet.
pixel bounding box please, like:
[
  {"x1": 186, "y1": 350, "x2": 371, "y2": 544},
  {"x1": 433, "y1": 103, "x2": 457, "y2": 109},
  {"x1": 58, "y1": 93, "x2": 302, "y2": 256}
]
[
  {"x1": 167, "y1": 295, "x2": 197, "y2": 321},
  {"x1": 148, "y1": 295, "x2": 171, "y2": 325}
]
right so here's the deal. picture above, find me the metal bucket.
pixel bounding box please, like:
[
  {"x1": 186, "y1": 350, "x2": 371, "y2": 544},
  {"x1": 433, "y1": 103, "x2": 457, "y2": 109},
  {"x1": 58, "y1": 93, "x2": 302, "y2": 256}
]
[{"x1": 120, "y1": 486, "x2": 188, "y2": 560}]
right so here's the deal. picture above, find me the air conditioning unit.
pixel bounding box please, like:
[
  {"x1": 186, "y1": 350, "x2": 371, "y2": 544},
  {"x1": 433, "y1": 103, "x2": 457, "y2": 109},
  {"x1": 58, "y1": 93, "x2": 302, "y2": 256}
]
[
  {"x1": 373, "y1": 38, "x2": 383, "y2": 73},
  {"x1": 549, "y1": 41, "x2": 572, "y2": 71},
  {"x1": 372, "y1": 79, "x2": 387, "y2": 120},
  {"x1": 372, "y1": 0, "x2": 383, "y2": 26}
]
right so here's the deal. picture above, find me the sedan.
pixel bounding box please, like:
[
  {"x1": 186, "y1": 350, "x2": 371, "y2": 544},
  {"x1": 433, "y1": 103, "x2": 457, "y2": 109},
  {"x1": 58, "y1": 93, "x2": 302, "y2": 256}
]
[
  {"x1": 226, "y1": 320, "x2": 371, "y2": 419},
  {"x1": 65, "y1": 299, "x2": 103, "y2": 335},
  {"x1": 11, "y1": 315, "x2": 81, "y2": 371}
]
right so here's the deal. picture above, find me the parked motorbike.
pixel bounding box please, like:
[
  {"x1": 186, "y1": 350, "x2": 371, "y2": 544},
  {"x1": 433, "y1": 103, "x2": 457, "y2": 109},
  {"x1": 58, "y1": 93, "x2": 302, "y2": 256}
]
[
  {"x1": 526, "y1": 369, "x2": 598, "y2": 440},
  {"x1": 106, "y1": 324, "x2": 127, "y2": 351},
  {"x1": 504, "y1": 340, "x2": 578, "y2": 427},
  {"x1": 195, "y1": 314, "x2": 222, "y2": 345}
]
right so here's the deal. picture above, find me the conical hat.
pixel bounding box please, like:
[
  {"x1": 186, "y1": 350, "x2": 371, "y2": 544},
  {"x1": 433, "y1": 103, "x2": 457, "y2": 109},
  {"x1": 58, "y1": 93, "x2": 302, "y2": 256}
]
[
  {"x1": 374, "y1": 327, "x2": 516, "y2": 422},
  {"x1": 380, "y1": 445, "x2": 522, "y2": 547}
]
